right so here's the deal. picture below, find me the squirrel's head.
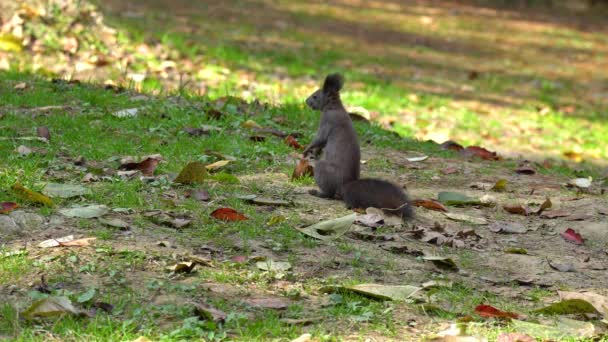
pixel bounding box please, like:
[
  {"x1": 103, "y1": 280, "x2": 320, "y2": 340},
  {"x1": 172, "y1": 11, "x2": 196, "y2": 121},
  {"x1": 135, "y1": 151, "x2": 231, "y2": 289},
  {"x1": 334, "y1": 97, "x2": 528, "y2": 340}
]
[{"x1": 306, "y1": 73, "x2": 344, "y2": 110}]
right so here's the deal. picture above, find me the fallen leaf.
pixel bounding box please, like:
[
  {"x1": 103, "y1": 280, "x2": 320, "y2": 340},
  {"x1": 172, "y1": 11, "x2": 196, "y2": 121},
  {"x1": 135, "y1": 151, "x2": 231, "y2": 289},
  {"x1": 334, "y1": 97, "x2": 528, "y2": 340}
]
[
  {"x1": 503, "y1": 205, "x2": 529, "y2": 216},
  {"x1": 169, "y1": 218, "x2": 191, "y2": 229},
  {"x1": 98, "y1": 218, "x2": 130, "y2": 230},
  {"x1": 475, "y1": 304, "x2": 519, "y2": 319},
  {"x1": 504, "y1": 248, "x2": 528, "y2": 254},
  {"x1": 441, "y1": 167, "x2": 458, "y2": 175},
  {"x1": 515, "y1": 165, "x2": 536, "y2": 175},
  {"x1": 489, "y1": 222, "x2": 527, "y2": 234},
  {"x1": 561, "y1": 228, "x2": 584, "y2": 245},
  {"x1": 541, "y1": 209, "x2": 570, "y2": 219},
  {"x1": 59, "y1": 205, "x2": 108, "y2": 218},
  {"x1": 14, "y1": 82, "x2": 27, "y2": 90},
  {"x1": 174, "y1": 162, "x2": 207, "y2": 184},
  {"x1": 16, "y1": 145, "x2": 32, "y2": 156},
  {"x1": 11, "y1": 182, "x2": 54, "y2": 206},
  {"x1": 256, "y1": 260, "x2": 292, "y2": 272},
  {"x1": 444, "y1": 212, "x2": 488, "y2": 225},
  {"x1": 113, "y1": 108, "x2": 139, "y2": 118},
  {"x1": 77, "y1": 288, "x2": 96, "y2": 304},
  {"x1": 296, "y1": 213, "x2": 356, "y2": 241},
  {"x1": 0, "y1": 202, "x2": 19, "y2": 214},
  {"x1": 39, "y1": 235, "x2": 75, "y2": 248},
  {"x1": 406, "y1": 155, "x2": 428, "y2": 162},
  {"x1": 568, "y1": 177, "x2": 592, "y2": 189},
  {"x1": 245, "y1": 297, "x2": 290, "y2": 310},
  {"x1": 210, "y1": 207, "x2": 248, "y2": 221},
  {"x1": 412, "y1": 199, "x2": 448, "y2": 212},
  {"x1": 39, "y1": 236, "x2": 94, "y2": 248},
  {"x1": 291, "y1": 158, "x2": 314, "y2": 180},
  {"x1": 193, "y1": 302, "x2": 227, "y2": 323},
  {"x1": 231, "y1": 255, "x2": 247, "y2": 263},
  {"x1": 21, "y1": 296, "x2": 84, "y2": 319},
  {"x1": 119, "y1": 156, "x2": 161, "y2": 177},
  {"x1": 558, "y1": 290, "x2": 608, "y2": 316},
  {"x1": 460, "y1": 146, "x2": 499, "y2": 160},
  {"x1": 285, "y1": 135, "x2": 303, "y2": 149},
  {"x1": 205, "y1": 160, "x2": 230, "y2": 170},
  {"x1": 422, "y1": 256, "x2": 458, "y2": 271},
  {"x1": 42, "y1": 183, "x2": 91, "y2": 198},
  {"x1": 184, "y1": 189, "x2": 210, "y2": 201},
  {"x1": 491, "y1": 179, "x2": 507, "y2": 192},
  {"x1": 266, "y1": 215, "x2": 287, "y2": 227},
  {"x1": 338, "y1": 284, "x2": 421, "y2": 301},
  {"x1": 167, "y1": 261, "x2": 196, "y2": 274},
  {"x1": 0, "y1": 34, "x2": 23, "y2": 52},
  {"x1": 534, "y1": 299, "x2": 598, "y2": 315},
  {"x1": 242, "y1": 119, "x2": 262, "y2": 129},
  {"x1": 549, "y1": 260, "x2": 575, "y2": 272},
  {"x1": 182, "y1": 125, "x2": 220, "y2": 136},
  {"x1": 36, "y1": 127, "x2": 50, "y2": 141},
  {"x1": 355, "y1": 213, "x2": 384, "y2": 228},
  {"x1": 565, "y1": 213, "x2": 592, "y2": 221},
  {"x1": 438, "y1": 192, "x2": 482, "y2": 206}
]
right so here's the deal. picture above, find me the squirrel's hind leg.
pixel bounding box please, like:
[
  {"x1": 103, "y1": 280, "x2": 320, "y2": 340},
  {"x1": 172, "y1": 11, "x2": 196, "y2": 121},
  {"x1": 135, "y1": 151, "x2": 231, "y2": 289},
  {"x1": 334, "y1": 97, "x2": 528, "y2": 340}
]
[{"x1": 311, "y1": 161, "x2": 341, "y2": 199}]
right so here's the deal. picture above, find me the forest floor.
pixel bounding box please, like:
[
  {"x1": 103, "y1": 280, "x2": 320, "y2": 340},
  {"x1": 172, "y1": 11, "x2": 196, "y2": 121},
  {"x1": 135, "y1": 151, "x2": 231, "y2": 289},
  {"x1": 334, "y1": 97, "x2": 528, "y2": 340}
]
[{"x1": 1, "y1": 1, "x2": 607, "y2": 341}]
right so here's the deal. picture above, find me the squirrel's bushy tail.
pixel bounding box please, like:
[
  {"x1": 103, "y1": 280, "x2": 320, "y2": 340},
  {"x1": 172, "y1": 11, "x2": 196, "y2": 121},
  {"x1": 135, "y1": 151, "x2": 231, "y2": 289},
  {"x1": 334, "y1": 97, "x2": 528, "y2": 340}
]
[{"x1": 342, "y1": 178, "x2": 414, "y2": 220}]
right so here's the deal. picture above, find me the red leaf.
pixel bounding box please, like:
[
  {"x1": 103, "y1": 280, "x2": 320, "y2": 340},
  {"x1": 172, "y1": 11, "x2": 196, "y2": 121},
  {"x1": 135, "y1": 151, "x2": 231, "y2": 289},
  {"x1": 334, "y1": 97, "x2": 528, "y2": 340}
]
[
  {"x1": 474, "y1": 304, "x2": 519, "y2": 319},
  {"x1": 231, "y1": 255, "x2": 247, "y2": 263},
  {"x1": 284, "y1": 135, "x2": 303, "y2": 150},
  {"x1": 460, "y1": 146, "x2": 500, "y2": 160},
  {"x1": 119, "y1": 157, "x2": 160, "y2": 176},
  {"x1": 1, "y1": 202, "x2": 19, "y2": 214},
  {"x1": 412, "y1": 199, "x2": 448, "y2": 212},
  {"x1": 560, "y1": 228, "x2": 584, "y2": 245},
  {"x1": 210, "y1": 208, "x2": 248, "y2": 221}
]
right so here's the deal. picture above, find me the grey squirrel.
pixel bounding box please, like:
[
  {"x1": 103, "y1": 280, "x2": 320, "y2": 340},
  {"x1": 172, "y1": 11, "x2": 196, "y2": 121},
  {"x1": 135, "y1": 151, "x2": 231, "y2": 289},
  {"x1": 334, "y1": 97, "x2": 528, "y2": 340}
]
[{"x1": 303, "y1": 73, "x2": 414, "y2": 220}]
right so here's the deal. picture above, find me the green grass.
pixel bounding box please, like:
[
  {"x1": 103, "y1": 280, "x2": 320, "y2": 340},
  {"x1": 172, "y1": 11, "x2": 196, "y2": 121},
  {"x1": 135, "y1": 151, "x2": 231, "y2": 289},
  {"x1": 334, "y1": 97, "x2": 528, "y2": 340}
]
[{"x1": 93, "y1": 0, "x2": 608, "y2": 166}]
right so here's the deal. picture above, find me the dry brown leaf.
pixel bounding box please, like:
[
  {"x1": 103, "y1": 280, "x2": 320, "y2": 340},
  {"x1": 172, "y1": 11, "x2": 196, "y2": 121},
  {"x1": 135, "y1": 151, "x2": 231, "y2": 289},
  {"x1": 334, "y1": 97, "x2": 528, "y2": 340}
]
[
  {"x1": 412, "y1": 199, "x2": 448, "y2": 212},
  {"x1": 291, "y1": 158, "x2": 313, "y2": 180}
]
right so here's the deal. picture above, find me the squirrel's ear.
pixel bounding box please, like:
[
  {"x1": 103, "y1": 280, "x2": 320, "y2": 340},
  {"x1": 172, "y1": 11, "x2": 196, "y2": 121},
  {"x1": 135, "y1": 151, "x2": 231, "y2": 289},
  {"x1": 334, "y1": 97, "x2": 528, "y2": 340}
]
[{"x1": 322, "y1": 73, "x2": 344, "y2": 93}]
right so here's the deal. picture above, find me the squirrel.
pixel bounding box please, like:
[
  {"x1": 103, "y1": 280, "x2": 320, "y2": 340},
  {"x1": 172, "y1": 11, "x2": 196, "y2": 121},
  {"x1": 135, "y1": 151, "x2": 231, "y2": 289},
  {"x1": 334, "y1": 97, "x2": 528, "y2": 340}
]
[{"x1": 303, "y1": 73, "x2": 414, "y2": 220}]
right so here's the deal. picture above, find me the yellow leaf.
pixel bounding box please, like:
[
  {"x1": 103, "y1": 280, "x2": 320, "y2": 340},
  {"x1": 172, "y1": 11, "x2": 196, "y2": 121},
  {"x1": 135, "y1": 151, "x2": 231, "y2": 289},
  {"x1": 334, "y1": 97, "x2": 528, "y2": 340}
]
[
  {"x1": 205, "y1": 160, "x2": 230, "y2": 170},
  {"x1": 0, "y1": 34, "x2": 23, "y2": 52},
  {"x1": 11, "y1": 183, "x2": 54, "y2": 207},
  {"x1": 242, "y1": 120, "x2": 262, "y2": 129},
  {"x1": 491, "y1": 179, "x2": 507, "y2": 192},
  {"x1": 174, "y1": 162, "x2": 207, "y2": 184}
]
